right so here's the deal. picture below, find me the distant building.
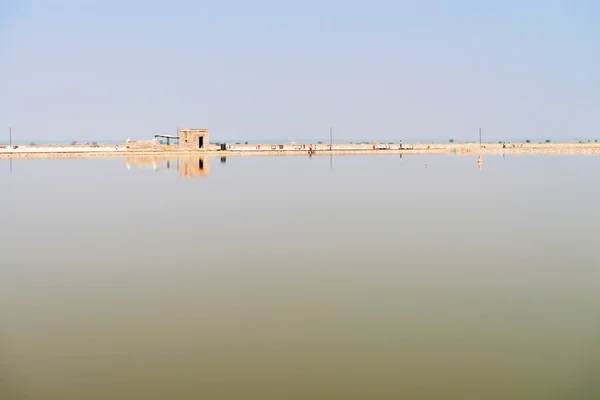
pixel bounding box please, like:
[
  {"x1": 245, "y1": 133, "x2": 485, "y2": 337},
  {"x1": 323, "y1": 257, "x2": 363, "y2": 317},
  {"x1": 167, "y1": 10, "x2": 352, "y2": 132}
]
[{"x1": 178, "y1": 128, "x2": 209, "y2": 149}]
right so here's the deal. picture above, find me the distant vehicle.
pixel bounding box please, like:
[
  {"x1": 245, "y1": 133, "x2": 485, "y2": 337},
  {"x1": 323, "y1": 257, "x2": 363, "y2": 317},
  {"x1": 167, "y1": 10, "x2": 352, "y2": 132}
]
[{"x1": 399, "y1": 143, "x2": 413, "y2": 150}]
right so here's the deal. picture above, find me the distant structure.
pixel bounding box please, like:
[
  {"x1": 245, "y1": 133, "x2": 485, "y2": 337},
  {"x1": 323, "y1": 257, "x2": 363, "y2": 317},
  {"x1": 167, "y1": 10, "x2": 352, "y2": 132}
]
[
  {"x1": 152, "y1": 128, "x2": 209, "y2": 149},
  {"x1": 178, "y1": 128, "x2": 209, "y2": 149}
]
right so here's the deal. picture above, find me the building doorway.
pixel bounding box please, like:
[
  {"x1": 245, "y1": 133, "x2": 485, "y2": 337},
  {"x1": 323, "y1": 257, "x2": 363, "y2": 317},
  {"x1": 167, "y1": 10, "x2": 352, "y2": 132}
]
[{"x1": 198, "y1": 137, "x2": 204, "y2": 149}]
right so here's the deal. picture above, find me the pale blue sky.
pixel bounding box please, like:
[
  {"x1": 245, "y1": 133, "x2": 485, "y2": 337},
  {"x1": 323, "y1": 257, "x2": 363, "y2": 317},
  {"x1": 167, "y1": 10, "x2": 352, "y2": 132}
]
[{"x1": 1, "y1": 0, "x2": 599, "y2": 142}]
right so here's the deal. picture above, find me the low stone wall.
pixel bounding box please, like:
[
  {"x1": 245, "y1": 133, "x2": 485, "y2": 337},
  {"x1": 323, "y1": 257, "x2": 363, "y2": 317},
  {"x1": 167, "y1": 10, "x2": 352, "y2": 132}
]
[{"x1": 125, "y1": 140, "x2": 163, "y2": 150}]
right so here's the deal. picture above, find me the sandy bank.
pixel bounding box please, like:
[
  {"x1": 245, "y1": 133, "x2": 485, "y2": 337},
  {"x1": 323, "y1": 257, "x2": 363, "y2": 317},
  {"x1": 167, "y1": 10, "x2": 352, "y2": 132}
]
[{"x1": 1, "y1": 142, "x2": 600, "y2": 159}]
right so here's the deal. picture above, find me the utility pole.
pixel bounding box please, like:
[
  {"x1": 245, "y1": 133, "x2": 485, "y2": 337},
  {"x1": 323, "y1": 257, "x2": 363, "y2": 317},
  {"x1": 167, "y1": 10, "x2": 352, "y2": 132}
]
[
  {"x1": 330, "y1": 127, "x2": 333, "y2": 150},
  {"x1": 479, "y1": 126, "x2": 482, "y2": 148}
]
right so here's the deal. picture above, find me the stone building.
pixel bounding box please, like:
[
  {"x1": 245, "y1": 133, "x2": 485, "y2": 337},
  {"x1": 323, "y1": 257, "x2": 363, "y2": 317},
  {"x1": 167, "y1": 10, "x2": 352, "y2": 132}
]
[{"x1": 178, "y1": 128, "x2": 209, "y2": 149}]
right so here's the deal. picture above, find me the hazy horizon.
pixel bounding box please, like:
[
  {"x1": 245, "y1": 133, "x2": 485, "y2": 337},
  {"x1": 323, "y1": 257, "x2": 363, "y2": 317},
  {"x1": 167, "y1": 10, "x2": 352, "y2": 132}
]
[
  {"x1": 2, "y1": 136, "x2": 599, "y2": 146},
  {"x1": 1, "y1": 0, "x2": 599, "y2": 143}
]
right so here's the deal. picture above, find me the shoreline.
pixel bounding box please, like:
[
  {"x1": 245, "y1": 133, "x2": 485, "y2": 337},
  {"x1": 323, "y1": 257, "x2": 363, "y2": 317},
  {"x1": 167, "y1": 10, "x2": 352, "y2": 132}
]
[{"x1": 1, "y1": 142, "x2": 600, "y2": 159}]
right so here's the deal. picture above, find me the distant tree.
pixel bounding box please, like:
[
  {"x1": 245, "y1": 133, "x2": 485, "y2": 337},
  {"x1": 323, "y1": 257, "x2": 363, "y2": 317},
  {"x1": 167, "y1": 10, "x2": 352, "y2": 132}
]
[
  {"x1": 29, "y1": 142, "x2": 36, "y2": 146},
  {"x1": 525, "y1": 140, "x2": 531, "y2": 143},
  {"x1": 235, "y1": 142, "x2": 241, "y2": 145},
  {"x1": 92, "y1": 141, "x2": 98, "y2": 146},
  {"x1": 545, "y1": 139, "x2": 551, "y2": 143},
  {"x1": 70, "y1": 141, "x2": 77, "y2": 145},
  {"x1": 318, "y1": 141, "x2": 322, "y2": 144},
  {"x1": 245, "y1": 141, "x2": 248, "y2": 145},
  {"x1": 449, "y1": 139, "x2": 455, "y2": 143}
]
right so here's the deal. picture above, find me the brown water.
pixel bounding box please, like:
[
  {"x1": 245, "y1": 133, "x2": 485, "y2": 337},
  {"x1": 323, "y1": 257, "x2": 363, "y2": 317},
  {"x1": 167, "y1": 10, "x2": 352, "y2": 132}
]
[{"x1": 1, "y1": 154, "x2": 599, "y2": 399}]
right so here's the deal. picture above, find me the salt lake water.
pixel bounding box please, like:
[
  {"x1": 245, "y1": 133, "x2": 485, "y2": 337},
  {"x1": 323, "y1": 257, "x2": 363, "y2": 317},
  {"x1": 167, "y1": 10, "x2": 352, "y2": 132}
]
[{"x1": 1, "y1": 154, "x2": 599, "y2": 399}]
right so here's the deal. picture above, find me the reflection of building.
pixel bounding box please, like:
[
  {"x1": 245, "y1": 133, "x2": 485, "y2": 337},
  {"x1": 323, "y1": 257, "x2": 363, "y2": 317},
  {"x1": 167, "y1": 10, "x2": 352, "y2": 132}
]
[
  {"x1": 126, "y1": 155, "x2": 210, "y2": 178},
  {"x1": 178, "y1": 156, "x2": 210, "y2": 178}
]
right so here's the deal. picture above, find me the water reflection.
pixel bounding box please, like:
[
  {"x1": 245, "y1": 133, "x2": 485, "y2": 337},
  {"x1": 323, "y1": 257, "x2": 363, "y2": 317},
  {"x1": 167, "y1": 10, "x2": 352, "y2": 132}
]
[
  {"x1": 1, "y1": 155, "x2": 600, "y2": 399},
  {"x1": 125, "y1": 155, "x2": 211, "y2": 178},
  {"x1": 574, "y1": 334, "x2": 600, "y2": 397}
]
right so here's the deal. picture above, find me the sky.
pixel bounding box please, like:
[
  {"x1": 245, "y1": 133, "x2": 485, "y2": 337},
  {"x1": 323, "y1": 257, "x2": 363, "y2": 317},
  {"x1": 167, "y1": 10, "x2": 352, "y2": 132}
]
[{"x1": 1, "y1": 0, "x2": 599, "y2": 143}]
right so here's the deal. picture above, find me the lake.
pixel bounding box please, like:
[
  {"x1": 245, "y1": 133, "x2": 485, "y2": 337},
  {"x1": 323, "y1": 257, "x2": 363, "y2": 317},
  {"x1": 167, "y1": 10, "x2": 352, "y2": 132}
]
[{"x1": 1, "y1": 154, "x2": 599, "y2": 399}]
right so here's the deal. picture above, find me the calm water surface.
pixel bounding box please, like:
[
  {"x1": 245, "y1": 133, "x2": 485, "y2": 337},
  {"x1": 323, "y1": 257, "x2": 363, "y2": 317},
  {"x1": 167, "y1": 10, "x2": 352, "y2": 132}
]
[{"x1": 1, "y1": 154, "x2": 599, "y2": 399}]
